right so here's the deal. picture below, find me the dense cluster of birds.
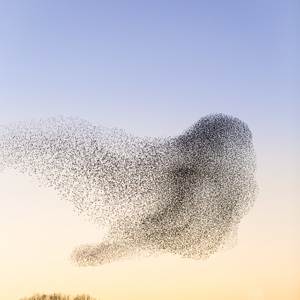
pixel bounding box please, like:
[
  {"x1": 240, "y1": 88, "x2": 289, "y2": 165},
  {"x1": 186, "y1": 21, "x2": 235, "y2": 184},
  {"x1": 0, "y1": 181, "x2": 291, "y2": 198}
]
[{"x1": 0, "y1": 114, "x2": 258, "y2": 266}]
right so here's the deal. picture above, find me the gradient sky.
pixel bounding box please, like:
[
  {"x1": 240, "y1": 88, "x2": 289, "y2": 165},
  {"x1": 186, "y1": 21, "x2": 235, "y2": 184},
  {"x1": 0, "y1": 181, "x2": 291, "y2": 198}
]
[{"x1": 0, "y1": 1, "x2": 299, "y2": 300}]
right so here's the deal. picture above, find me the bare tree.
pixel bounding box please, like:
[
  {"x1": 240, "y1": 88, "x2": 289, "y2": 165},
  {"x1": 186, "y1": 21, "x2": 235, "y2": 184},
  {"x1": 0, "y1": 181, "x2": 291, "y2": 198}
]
[{"x1": 20, "y1": 293, "x2": 98, "y2": 300}]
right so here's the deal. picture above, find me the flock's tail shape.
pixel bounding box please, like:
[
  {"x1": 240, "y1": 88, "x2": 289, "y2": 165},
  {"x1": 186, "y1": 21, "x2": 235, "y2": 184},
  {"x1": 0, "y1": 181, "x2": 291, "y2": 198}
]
[{"x1": 0, "y1": 114, "x2": 258, "y2": 266}]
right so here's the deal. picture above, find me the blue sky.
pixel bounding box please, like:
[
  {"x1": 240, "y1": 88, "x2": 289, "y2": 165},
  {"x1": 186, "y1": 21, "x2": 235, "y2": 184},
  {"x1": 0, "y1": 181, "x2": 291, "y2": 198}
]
[{"x1": 0, "y1": 0, "x2": 298, "y2": 137}]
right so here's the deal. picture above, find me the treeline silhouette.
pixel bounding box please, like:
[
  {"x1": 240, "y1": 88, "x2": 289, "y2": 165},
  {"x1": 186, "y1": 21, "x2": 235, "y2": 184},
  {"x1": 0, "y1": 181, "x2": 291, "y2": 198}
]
[{"x1": 19, "y1": 293, "x2": 98, "y2": 300}]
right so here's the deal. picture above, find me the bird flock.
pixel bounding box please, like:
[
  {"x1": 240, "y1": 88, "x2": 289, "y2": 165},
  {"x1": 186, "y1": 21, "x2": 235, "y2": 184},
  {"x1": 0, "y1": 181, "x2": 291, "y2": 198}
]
[{"x1": 0, "y1": 114, "x2": 258, "y2": 266}]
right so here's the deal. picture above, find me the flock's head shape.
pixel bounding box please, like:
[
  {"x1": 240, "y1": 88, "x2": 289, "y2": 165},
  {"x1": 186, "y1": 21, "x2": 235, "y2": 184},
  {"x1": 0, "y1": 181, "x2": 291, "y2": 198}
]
[{"x1": 0, "y1": 114, "x2": 258, "y2": 266}]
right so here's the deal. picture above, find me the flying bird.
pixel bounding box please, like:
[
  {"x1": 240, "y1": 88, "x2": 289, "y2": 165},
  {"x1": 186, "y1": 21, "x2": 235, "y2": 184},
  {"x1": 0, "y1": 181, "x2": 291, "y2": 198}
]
[{"x1": 0, "y1": 114, "x2": 258, "y2": 266}]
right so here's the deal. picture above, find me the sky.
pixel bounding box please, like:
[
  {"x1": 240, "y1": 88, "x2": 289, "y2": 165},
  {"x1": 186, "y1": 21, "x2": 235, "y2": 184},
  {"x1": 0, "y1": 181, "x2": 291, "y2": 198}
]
[{"x1": 0, "y1": 1, "x2": 299, "y2": 300}]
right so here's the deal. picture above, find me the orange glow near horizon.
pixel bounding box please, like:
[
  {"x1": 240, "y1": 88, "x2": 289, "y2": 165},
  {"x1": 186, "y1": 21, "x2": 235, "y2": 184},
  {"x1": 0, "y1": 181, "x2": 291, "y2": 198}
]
[{"x1": 0, "y1": 150, "x2": 299, "y2": 300}]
